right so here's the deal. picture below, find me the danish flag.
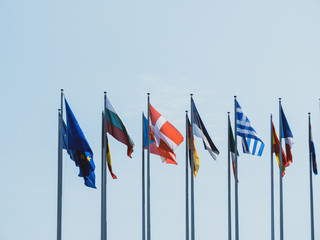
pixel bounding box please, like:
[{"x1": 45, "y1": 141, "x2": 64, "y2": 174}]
[{"x1": 148, "y1": 104, "x2": 184, "y2": 164}]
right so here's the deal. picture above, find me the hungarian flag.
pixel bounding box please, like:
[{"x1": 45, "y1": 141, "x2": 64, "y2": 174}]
[
  {"x1": 272, "y1": 122, "x2": 288, "y2": 176},
  {"x1": 147, "y1": 104, "x2": 184, "y2": 164},
  {"x1": 280, "y1": 106, "x2": 294, "y2": 164},
  {"x1": 187, "y1": 117, "x2": 200, "y2": 177},
  {"x1": 105, "y1": 97, "x2": 135, "y2": 158}
]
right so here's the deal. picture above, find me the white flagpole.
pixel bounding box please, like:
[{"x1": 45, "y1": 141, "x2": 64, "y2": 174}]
[
  {"x1": 309, "y1": 113, "x2": 315, "y2": 240},
  {"x1": 147, "y1": 93, "x2": 151, "y2": 240},
  {"x1": 142, "y1": 112, "x2": 146, "y2": 240},
  {"x1": 234, "y1": 96, "x2": 239, "y2": 240},
  {"x1": 279, "y1": 98, "x2": 284, "y2": 240},
  {"x1": 270, "y1": 114, "x2": 275, "y2": 240},
  {"x1": 190, "y1": 94, "x2": 195, "y2": 240},
  {"x1": 101, "y1": 92, "x2": 107, "y2": 240},
  {"x1": 227, "y1": 112, "x2": 232, "y2": 240},
  {"x1": 186, "y1": 111, "x2": 190, "y2": 240},
  {"x1": 57, "y1": 89, "x2": 63, "y2": 240}
]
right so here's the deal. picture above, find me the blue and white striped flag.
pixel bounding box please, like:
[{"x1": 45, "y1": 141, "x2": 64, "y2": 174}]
[{"x1": 236, "y1": 100, "x2": 264, "y2": 156}]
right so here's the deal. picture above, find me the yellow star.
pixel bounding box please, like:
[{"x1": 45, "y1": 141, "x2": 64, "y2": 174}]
[{"x1": 87, "y1": 156, "x2": 91, "y2": 162}]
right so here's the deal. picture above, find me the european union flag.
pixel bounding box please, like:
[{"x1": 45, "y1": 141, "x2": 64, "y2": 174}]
[{"x1": 64, "y1": 99, "x2": 96, "y2": 188}]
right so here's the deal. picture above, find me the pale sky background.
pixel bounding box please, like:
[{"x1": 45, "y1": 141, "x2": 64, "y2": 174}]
[{"x1": 1, "y1": 0, "x2": 320, "y2": 239}]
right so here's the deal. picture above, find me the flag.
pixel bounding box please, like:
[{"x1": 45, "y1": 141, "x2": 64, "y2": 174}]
[
  {"x1": 64, "y1": 99, "x2": 96, "y2": 188},
  {"x1": 228, "y1": 117, "x2": 239, "y2": 180},
  {"x1": 187, "y1": 117, "x2": 200, "y2": 177},
  {"x1": 236, "y1": 100, "x2": 264, "y2": 156},
  {"x1": 309, "y1": 121, "x2": 317, "y2": 175},
  {"x1": 62, "y1": 119, "x2": 73, "y2": 160},
  {"x1": 102, "y1": 111, "x2": 117, "y2": 179},
  {"x1": 106, "y1": 140, "x2": 117, "y2": 179},
  {"x1": 147, "y1": 104, "x2": 184, "y2": 164},
  {"x1": 272, "y1": 122, "x2": 288, "y2": 177},
  {"x1": 106, "y1": 97, "x2": 135, "y2": 158},
  {"x1": 191, "y1": 98, "x2": 219, "y2": 159},
  {"x1": 280, "y1": 106, "x2": 294, "y2": 163},
  {"x1": 143, "y1": 115, "x2": 177, "y2": 164}
]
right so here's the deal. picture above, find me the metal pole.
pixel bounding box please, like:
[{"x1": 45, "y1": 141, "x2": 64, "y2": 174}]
[
  {"x1": 142, "y1": 113, "x2": 146, "y2": 240},
  {"x1": 147, "y1": 93, "x2": 151, "y2": 240},
  {"x1": 101, "y1": 92, "x2": 107, "y2": 240},
  {"x1": 234, "y1": 96, "x2": 239, "y2": 240},
  {"x1": 57, "y1": 89, "x2": 63, "y2": 240},
  {"x1": 270, "y1": 114, "x2": 275, "y2": 240},
  {"x1": 309, "y1": 113, "x2": 315, "y2": 240},
  {"x1": 279, "y1": 99, "x2": 284, "y2": 240},
  {"x1": 228, "y1": 112, "x2": 232, "y2": 240},
  {"x1": 186, "y1": 111, "x2": 189, "y2": 240},
  {"x1": 190, "y1": 94, "x2": 195, "y2": 240}
]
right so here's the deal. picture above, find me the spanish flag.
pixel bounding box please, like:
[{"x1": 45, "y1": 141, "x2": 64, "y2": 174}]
[{"x1": 272, "y1": 122, "x2": 288, "y2": 176}]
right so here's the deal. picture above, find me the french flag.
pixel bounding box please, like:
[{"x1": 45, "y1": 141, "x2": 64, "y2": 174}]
[{"x1": 280, "y1": 106, "x2": 294, "y2": 164}]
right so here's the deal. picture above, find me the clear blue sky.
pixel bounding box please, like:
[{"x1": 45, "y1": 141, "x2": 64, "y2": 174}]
[{"x1": 1, "y1": 0, "x2": 320, "y2": 239}]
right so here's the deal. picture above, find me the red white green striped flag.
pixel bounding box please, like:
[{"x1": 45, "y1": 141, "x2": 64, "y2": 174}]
[{"x1": 106, "y1": 97, "x2": 135, "y2": 158}]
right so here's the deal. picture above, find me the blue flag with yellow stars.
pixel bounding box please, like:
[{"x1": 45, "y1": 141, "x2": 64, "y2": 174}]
[{"x1": 64, "y1": 98, "x2": 96, "y2": 188}]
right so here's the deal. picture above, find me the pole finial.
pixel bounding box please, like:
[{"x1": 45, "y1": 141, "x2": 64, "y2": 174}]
[
  {"x1": 228, "y1": 111, "x2": 230, "y2": 114},
  {"x1": 104, "y1": 91, "x2": 106, "y2": 94},
  {"x1": 190, "y1": 94, "x2": 193, "y2": 97},
  {"x1": 147, "y1": 93, "x2": 150, "y2": 96},
  {"x1": 309, "y1": 112, "x2": 311, "y2": 115},
  {"x1": 234, "y1": 95, "x2": 237, "y2": 99},
  {"x1": 58, "y1": 108, "x2": 61, "y2": 112},
  {"x1": 61, "y1": 89, "x2": 64, "y2": 92},
  {"x1": 186, "y1": 110, "x2": 188, "y2": 113}
]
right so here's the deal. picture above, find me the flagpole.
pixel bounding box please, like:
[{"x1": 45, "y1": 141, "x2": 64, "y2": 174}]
[
  {"x1": 101, "y1": 111, "x2": 106, "y2": 240},
  {"x1": 308, "y1": 113, "x2": 315, "y2": 240},
  {"x1": 279, "y1": 98, "x2": 284, "y2": 240},
  {"x1": 57, "y1": 89, "x2": 63, "y2": 240},
  {"x1": 190, "y1": 94, "x2": 195, "y2": 240},
  {"x1": 101, "y1": 92, "x2": 107, "y2": 240},
  {"x1": 147, "y1": 93, "x2": 151, "y2": 240},
  {"x1": 270, "y1": 114, "x2": 275, "y2": 240},
  {"x1": 227, "y1": 112, "x2": 232, "y2": 240},
  {"x1": 186, "y1": 111, "x2": 189, "y2": 240},
  {"x1": 234, "y1": 96, "x2": 239, "y2": 240},
  {"x1": 142, "y1": 112, "x2": 146, "y2": 240}
]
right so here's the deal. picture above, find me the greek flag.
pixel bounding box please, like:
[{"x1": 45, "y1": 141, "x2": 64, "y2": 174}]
[{"x1": 236, "y1": 100, "x2": 264, "y2": 156}]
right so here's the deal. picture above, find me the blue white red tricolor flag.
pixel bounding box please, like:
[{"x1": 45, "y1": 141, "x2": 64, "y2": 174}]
[{"x1": 280, "y1": 106, "x2": 294, "y2": 164}]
